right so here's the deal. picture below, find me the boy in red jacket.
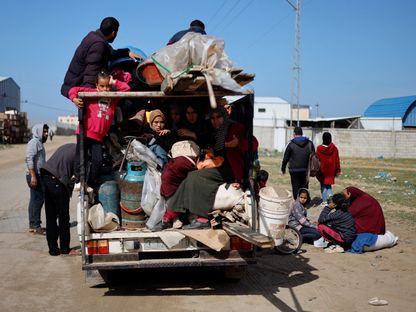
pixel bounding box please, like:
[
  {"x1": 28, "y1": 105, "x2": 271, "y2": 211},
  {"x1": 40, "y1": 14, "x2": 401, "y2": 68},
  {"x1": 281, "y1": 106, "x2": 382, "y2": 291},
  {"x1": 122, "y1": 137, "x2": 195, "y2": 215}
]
[{"x1": 69, "y1": 70, "x2": 130, "y2": 189}]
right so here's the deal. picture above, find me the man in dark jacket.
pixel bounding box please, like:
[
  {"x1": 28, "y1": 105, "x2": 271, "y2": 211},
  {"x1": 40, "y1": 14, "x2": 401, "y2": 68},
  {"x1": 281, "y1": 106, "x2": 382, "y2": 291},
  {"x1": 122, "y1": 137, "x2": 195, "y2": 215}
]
[
  {"x1": 41, "y1": 143, "x2": 77, "y2": 256},
  {"x1": 61, "y1": 17, "x2": 141, "y2": 99},
  {"x1": 167, "y1": 19, "x2": 206, "y2": 45},
  {"x1": 281, "y1": 127, "x2": 315, "y2": 199}
]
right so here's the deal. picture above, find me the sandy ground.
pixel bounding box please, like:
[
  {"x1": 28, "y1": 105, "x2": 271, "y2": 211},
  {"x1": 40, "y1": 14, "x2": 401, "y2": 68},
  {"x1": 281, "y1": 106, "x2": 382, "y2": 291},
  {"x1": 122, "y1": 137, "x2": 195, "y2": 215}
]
[{"x1": 0, "y1": 136, "x2": 415, "y2": 312}]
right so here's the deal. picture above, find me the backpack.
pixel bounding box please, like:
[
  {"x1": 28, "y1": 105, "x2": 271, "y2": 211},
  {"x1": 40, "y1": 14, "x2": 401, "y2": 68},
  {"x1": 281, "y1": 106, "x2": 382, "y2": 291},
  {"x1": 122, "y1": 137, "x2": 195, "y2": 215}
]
[
  {"x1": 308, "y1": 142, "x2": 320, "y2": 177},
  {"x1": 168, "y1": 140, "x2": 200, "y2": 159}
]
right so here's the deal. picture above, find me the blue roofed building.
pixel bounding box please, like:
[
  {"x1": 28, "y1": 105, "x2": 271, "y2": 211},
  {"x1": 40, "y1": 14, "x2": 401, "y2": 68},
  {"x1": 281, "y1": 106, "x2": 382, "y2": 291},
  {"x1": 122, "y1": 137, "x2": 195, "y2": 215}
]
[{"x1": 363, "y1": 95, "x2": 416, "y2": 128}]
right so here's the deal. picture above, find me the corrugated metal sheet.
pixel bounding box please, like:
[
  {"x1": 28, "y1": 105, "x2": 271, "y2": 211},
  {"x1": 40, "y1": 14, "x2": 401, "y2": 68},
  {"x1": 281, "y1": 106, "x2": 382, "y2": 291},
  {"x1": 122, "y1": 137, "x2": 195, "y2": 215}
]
[
  {"x1": 0, "y1": 77, "x2": 21, "y2": 112},
  {"x1": 364, "y1": 95, "x2": 416, "y2": 127}
]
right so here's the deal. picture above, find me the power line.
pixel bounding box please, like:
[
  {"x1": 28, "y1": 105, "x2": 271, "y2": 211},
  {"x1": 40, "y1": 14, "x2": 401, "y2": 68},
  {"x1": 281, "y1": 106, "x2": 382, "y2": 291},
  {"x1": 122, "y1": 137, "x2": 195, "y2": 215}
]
[
  {"x1": 207, "y1": 0, "x2": 228, "y2": 25},
  {"x1": 218, "y1": 0, "x2": 255, "y2": 34},
  {"x1": 211, "y1": 0, "x2": 242, "y2": 33},
  {"x1": 21, "y1": 100, "x2": 74, "y2": 113}
]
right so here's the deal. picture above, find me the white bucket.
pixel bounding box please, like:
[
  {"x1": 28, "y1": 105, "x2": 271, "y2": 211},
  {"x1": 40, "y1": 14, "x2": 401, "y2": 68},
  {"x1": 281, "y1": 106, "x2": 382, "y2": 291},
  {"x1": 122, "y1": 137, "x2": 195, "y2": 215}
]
[{"x1": 258, "y1": 186, "x2": 292, "y2": 245}]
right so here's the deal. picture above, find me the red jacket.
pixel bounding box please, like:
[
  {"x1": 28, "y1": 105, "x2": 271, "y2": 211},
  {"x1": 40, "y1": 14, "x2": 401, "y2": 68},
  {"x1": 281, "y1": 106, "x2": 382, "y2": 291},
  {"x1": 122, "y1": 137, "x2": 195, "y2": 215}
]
[
  {"x1": 69, "y1": 80, "x2": 130, "y2": 142},
  {"x1": 316, "y1": 143, "x2": 340, "y2": 185},
  {"x1": 161, "y1": 156, "x2": 197, "y2": 198}
]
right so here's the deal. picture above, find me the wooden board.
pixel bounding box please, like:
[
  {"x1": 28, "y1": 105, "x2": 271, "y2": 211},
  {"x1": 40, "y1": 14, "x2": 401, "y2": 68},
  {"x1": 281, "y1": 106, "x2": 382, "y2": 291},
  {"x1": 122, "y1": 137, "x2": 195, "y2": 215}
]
[{"x1": 222, "y1": 222, "x2": 274, "y2": 249}]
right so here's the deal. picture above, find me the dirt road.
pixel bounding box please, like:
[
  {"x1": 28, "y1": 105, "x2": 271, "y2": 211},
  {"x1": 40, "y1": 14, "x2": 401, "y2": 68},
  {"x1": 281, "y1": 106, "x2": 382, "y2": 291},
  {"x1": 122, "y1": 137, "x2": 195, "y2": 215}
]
[{"x1": 1, "y1": 136, "x2": 415, "y2": 312}]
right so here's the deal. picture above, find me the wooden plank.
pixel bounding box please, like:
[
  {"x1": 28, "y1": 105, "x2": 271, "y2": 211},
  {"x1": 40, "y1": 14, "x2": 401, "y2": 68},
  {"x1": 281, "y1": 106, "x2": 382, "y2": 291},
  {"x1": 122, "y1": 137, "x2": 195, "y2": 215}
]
[
  {"x1": 233, "y1": 73, "x2": 255, "y2": 86},
  {"x1": 222, "y1": 222, "x2": 274, "y2": 249},
  {"x1": 184, "y1": 76, "x2": 207, "y2": 92},
  {"x1": 230, "y1": 68, "x2": 243, "y2": 77}
]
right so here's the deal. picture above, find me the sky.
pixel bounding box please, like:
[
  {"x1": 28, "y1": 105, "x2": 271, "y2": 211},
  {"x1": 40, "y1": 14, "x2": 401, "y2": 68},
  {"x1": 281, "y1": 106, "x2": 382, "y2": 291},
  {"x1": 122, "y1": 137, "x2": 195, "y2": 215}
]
[{"x1": 1, "y1": 0, "x2": 415, "y2": 125}]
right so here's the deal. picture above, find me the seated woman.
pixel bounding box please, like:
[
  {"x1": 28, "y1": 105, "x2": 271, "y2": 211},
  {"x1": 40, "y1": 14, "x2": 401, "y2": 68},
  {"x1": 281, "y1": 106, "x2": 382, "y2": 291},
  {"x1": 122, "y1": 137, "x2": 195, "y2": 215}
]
[
  {"x1": 165, "y1": 106, "x2": 256, "y2": 229},
  {"x1": 177, "y1": 104, "x2": 208, "y2": 149},
  {"x1": 143, "y1": 109, "x2": 178, "y2": 167},
  {"x1": 318, "y1": 193, "x2": 357, "y2": 252},
  {"x1": 343, "y1": 186, "x2": 386, "y2": 234}
]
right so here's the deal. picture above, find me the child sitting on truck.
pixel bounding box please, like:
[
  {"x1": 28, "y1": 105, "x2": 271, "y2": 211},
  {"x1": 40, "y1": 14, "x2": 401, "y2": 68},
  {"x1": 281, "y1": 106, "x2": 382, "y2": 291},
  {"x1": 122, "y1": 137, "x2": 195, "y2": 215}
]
[{"x1": 69, "y1": 70, "x2": 130, "y2": 189}]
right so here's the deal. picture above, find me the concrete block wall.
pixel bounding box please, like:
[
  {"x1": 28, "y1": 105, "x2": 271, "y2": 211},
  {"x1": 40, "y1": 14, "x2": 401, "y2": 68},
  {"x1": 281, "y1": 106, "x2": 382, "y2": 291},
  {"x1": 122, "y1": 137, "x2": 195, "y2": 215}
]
[{"x1": 254, "y1": 126, "x2": 416, "y2": 159}]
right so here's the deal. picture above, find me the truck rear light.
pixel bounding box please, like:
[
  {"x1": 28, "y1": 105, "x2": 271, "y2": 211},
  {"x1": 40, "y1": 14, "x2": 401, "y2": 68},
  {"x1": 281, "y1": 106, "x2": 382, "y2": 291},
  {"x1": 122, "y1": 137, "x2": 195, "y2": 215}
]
[
  {"x1": 230, "y1": 237, "x2": 252, "y2": 251},
  {"x1": 87, "y1": 240, "x2": 109, "y2": 254}
]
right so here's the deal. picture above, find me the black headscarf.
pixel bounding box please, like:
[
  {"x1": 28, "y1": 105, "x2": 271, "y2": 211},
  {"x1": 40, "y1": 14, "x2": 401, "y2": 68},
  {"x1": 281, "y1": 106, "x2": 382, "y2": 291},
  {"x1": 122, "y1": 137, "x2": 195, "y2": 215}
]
[{"x1": 322, "y1": 132, "x2": 332, "y2": 145}]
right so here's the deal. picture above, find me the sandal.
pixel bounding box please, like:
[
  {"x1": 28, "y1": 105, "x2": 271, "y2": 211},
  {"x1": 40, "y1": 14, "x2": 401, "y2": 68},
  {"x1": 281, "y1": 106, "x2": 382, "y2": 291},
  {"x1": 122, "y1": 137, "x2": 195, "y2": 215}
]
[
  {"x1": 31, "y1": 227, "x2": 46, "y2": 235},
  {"x1": 61, "y1": 248, "x2": 81, "y2": 256}
]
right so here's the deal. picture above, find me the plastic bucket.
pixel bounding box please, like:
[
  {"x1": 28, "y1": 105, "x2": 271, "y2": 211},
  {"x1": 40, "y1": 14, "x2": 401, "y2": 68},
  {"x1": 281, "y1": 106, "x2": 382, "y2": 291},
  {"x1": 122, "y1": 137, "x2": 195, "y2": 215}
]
[{"x1": 258, "y1": 186, "x2": 292, "y2": 245}]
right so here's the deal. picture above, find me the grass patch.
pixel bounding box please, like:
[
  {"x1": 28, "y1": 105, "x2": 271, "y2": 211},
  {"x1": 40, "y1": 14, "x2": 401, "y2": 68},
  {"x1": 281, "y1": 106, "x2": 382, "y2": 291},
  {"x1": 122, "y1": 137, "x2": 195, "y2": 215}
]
[{"x1": 259, "y1": 154, "x2": 416, "y2": 224}]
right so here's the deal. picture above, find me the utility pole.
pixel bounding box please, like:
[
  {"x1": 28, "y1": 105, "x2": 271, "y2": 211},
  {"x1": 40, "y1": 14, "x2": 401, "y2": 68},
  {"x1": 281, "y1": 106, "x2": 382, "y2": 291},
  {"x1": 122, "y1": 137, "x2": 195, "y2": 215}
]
[{"x1": 286, "y1": 0, "x2": 301, "y2": 127}]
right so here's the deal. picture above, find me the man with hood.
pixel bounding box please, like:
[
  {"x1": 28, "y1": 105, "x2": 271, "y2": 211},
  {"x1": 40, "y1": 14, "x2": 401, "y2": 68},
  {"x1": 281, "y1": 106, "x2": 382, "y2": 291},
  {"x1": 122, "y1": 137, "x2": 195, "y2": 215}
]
[
  {"x1": 25, "y1": 123, "x2": 49, "y2": 234},
  {"x1": 61, "y1": 17, "x2": 141, "y2": 99},
  {"x1": 316, "y1": 132, "x2": 341, "y2": 204},
  {"x1": 281, "y1": 126, "x2": 315, "y2": 199}
]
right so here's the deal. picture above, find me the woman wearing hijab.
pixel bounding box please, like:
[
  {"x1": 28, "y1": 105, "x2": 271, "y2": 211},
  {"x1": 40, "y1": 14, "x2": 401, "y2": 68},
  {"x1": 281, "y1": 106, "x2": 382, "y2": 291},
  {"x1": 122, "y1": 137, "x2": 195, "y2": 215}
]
[
  {"x1": 343, "y1": 186, "x2": 386, "y2": 234},
  {"x1": 144, "y1": 109, "x2": 177, "y2": 167},
  {"x1": 316, "y1": 132, "x2": 341, "y2": 203},
  {"x1": 165, "y1": 106, "x2": 256, "y2": 229},
  {"x1": 177, "y1": 103, "x2": 208, "y2": 148}
]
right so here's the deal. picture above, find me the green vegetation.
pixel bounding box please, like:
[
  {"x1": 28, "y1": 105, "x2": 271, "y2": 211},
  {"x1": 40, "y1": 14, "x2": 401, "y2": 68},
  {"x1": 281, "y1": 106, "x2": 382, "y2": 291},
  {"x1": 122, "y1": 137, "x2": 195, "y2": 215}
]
[{"x1": 259, "y1": 152, "x2": 416, "y2": 224}]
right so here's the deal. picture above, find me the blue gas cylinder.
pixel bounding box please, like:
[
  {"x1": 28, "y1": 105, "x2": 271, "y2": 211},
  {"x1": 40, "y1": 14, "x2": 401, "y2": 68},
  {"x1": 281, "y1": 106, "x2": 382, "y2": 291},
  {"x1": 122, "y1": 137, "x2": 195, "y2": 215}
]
[
  {"x1": 98, "y1": 180, "x2": 120, "y2": 216},
  {"x1": 125, "y1": 161, "x2": 147, "y2": 182}
]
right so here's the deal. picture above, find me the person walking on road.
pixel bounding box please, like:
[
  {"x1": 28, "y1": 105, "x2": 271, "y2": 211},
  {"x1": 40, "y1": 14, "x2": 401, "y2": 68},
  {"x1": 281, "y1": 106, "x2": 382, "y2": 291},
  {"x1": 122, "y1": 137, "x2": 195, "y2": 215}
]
[
  {"x1": 61, "y1": 16, "x2": 141, "y2": 99},
  {"x1": 316, "y1": 132, "x2": 341, "y2": 204},
  {"x1": 281, "y1": 126, "x2": 315, "y2": 199},
  {"x1": 40, "y1": 143, "x2": 79, "y2": 256},
  {"x1": 25, "y1": 123, "x2": 49, "y2": 234}
]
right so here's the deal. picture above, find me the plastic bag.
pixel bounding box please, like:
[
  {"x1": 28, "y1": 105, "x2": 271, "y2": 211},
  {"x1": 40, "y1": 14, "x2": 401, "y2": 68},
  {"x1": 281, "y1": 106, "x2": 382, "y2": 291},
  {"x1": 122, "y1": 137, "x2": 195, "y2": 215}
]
[
  {"x1": 213, "y1": 183, "x2": 244, "y2": 210},
  {"x1": 151, "y1": 32, "x2": 243, "y2": 92},
  {"x1": 88, "y1": 203, "x2": 120, "y2": 232},
  {"x1": 141, "y1": 166, "x2": 161, "y2": 216},
  {"x1": 146, "y1": 196, "x2": 166, "y2": 231}
]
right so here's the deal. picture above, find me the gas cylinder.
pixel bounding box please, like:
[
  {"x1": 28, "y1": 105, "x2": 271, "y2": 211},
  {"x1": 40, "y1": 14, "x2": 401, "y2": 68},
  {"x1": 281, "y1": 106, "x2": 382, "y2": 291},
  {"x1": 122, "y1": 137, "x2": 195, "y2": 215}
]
[{"x1": 118, "y1": 161, "x2": 147, "y2": 228}]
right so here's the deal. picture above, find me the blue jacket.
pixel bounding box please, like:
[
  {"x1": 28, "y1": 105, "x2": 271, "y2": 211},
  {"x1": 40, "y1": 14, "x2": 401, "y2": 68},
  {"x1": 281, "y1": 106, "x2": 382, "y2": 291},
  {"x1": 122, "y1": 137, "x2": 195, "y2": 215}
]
[{"x1": 167, "y1": 26, "x2": 206, "y2": 45}]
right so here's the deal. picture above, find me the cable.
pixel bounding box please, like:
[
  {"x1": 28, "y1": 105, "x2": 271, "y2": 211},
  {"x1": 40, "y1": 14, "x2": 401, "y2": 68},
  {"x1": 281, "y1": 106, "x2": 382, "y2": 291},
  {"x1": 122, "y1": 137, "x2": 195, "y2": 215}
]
[
  {"x1": 207, "y1": 0, "x2": 228, "y2": 25},
  {"x1": 21, "y1": 100, "x2": 74, "y2": 113},
  {"x1": 211, "y1": 0, "x2": 242, "y2": 33},
  {"x1": 218, "y1": 0, "x2": 255, "y2": 34}
]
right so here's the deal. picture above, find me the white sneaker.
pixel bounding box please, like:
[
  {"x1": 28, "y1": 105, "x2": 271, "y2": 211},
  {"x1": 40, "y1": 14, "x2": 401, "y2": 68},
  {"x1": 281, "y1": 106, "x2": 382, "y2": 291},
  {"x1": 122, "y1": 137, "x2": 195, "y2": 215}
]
[
  {"x1": 73, "y1": 182, "x2": 81, "y2": 192},
  {"x1": 314, "y1": 237, "x2": 328, "y2": 248},
  {"x1": 324, "y1": 244, "x2": 344, "y2": 253}
]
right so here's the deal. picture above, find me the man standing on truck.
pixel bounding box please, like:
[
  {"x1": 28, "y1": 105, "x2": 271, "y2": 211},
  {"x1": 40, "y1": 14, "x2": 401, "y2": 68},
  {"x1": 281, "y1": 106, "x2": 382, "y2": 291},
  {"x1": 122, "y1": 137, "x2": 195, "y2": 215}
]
[
  {"x1": 61, "y1": 17, "x2": 141, "y2": 99},
  {"x1": 26, "y1": 123, "x2": 49, "y2": 235},
  {"x1": 40, "y1": 143, "x2": 78, "y2": 256}
]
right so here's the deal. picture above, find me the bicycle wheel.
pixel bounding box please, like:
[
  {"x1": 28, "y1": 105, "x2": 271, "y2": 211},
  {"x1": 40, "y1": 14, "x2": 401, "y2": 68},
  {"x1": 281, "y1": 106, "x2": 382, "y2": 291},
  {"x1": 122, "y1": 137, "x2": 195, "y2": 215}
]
[{"x1": 274, "y1": 225, "x2": 302, "y2": 255}]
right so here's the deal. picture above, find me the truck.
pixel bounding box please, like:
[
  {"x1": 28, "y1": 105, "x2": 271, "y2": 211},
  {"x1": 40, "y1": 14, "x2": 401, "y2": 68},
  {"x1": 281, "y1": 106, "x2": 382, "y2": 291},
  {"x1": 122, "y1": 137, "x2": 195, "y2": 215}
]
[{"x1": 75, "y1": 40, "x2": 286, "y2": 285}]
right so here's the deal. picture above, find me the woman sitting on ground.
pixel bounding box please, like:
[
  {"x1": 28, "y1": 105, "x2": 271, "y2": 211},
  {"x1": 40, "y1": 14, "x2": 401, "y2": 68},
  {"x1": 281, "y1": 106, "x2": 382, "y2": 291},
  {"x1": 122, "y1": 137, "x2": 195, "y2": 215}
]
[
  {"x1": 165, "y1": 106, "x2": 256, "y2": 229},
  {"x1": 343, "y1": 186, "x2": 386, "y2": 234}
]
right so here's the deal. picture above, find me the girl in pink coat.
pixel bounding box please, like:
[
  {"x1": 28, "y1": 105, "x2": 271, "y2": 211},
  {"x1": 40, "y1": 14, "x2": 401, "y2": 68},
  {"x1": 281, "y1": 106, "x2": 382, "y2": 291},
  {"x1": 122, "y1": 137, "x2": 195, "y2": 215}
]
[{"x1": 69, "y1": 70, "x2": 130, "y2": 188}]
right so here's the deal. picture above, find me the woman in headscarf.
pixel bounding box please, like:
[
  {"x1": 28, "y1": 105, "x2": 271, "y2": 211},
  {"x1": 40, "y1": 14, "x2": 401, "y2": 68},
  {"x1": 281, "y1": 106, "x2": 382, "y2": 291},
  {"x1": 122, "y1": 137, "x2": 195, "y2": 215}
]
[
  {"x1": 343, "y1": 186, "x2": 386, "y2": 234},
  {"x1": 165, "y1": 106, "x2": 256, "y2": 229},
  {"x1": 316, "y1": 132, "x2": 341, "y2": 204},
  {"x1": 177, "y1": 103, "x2": 208, "y2": 148},
  {"x1": 144, "y1": 109, "x2": 177, "y2": 167}
]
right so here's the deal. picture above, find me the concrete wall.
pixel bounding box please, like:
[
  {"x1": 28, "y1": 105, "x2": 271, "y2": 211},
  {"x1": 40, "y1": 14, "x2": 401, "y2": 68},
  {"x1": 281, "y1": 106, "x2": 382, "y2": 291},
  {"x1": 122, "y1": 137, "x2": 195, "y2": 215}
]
[{"x1": 254, "y1": 126, "x2": 416, "y2": 159}]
